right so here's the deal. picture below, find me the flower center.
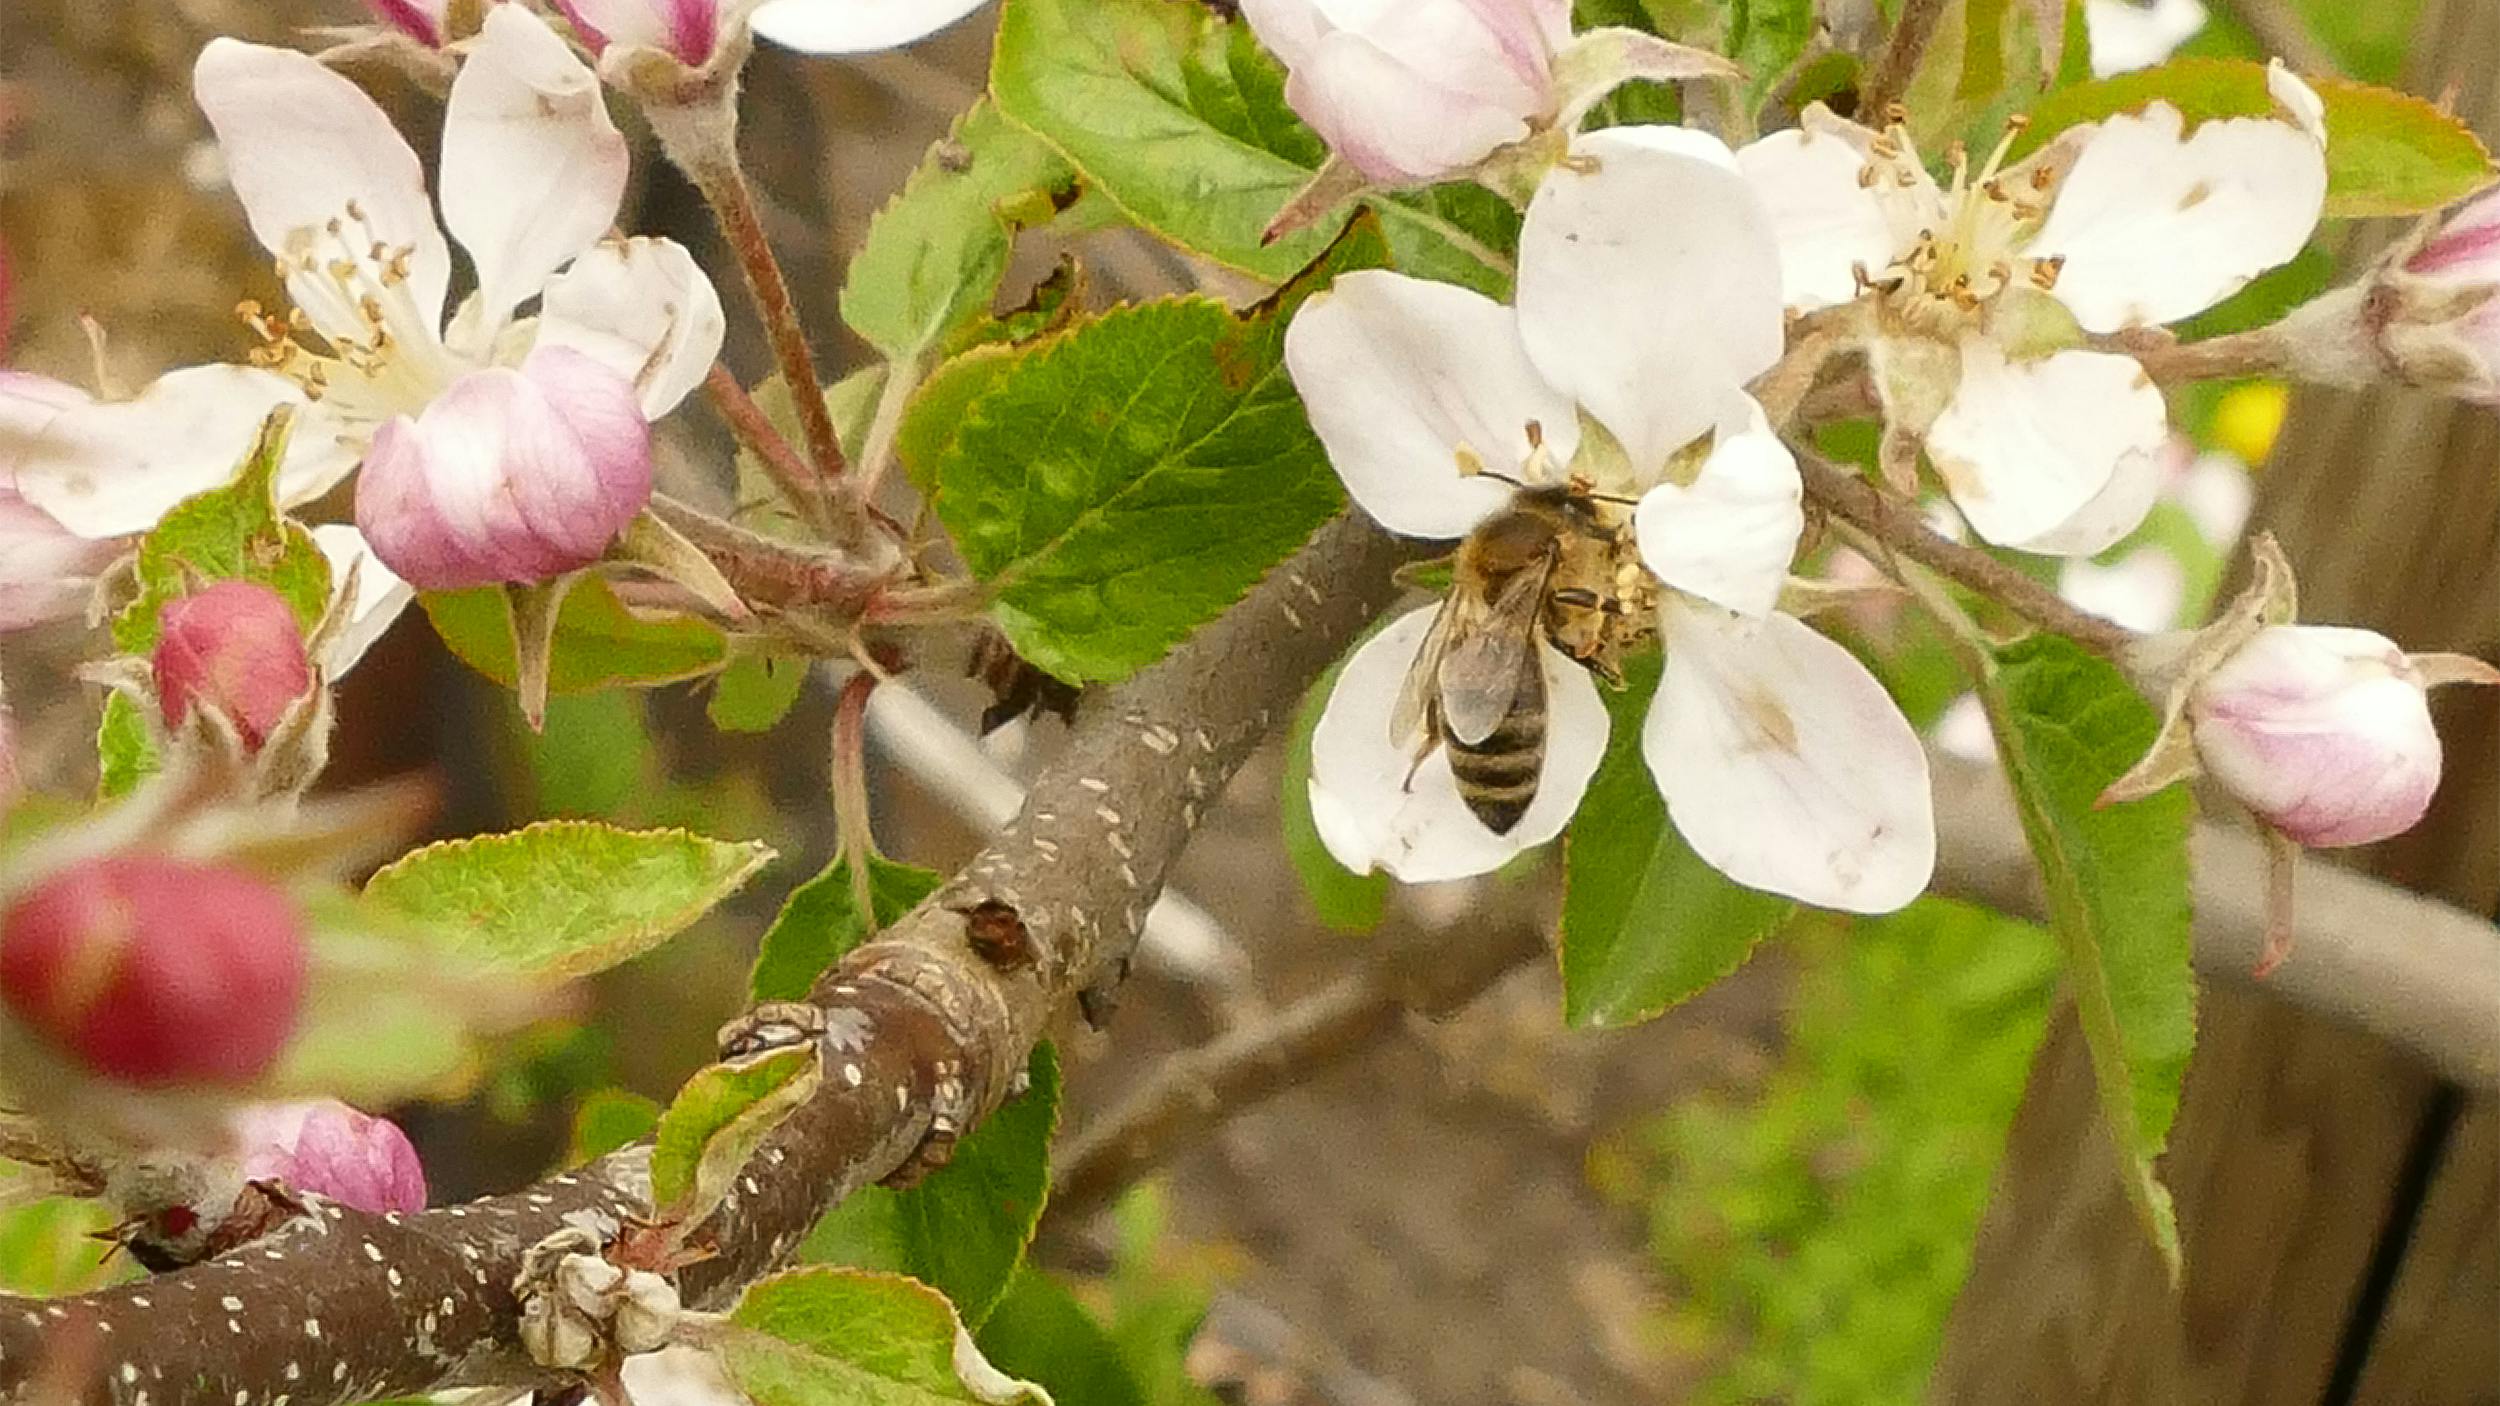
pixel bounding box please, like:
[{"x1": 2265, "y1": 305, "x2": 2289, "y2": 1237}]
[
  {"x1": 1860, "y1": 116, "x2": 2066, "y2": 337},
  {"x1": 239, "y1": 201, "x2": 458, "y2": 425}
]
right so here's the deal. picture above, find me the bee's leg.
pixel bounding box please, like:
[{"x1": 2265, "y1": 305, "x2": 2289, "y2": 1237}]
[{"x1": 1550, "y1": 587, "x2": 1603, "y2": 609}]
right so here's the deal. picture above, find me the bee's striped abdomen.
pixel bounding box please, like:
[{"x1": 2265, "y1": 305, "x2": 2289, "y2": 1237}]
[{"x1": 1448, "y1": 702, "x2": 1547, "y2": 835}]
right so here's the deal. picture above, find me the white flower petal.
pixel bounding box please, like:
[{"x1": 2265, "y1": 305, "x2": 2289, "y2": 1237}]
[
  {"x1": 308, "y1": 524, "x2": 416, "y2": 675},
  {"x1": 1309, "y1": 606, "x2": 1608, "y2": 883},
  {"x1": 750, "y1": 0, "x2": 995, "y2": 53},
  {"x1": 1648, "y1": 604, "x2": 1933, "y2": 913},
  {"x1": 439, "y1": 6, "x2": 628, "y2": 349},
  {"x1": 5, "y1": 366, "x2": 329, "y2": 538},
  {"x1": 193, "y1": 39, "x2": 450, "y2": 335},
  {"x1": 2268, "y1": 60, "x2": 2328, "y2": 143},
  {"x1": 2009, "y1": 428, "x2": 2166, "y2": 557},
  {"x1": 1633, "y1": 393, "x2": 1802, "y2": 618},
  {"x1": 1735, "y1": 126, "x2": 1897, "y2": 313},
  {"x1": 2029, "y1": 100, "x2": 2326, "y2": 332},
  {"x1": 1518, "y1": 125, "x2": 1785, "y2": 479},
  {"x1": 1283, "y1": 270, "x2": 1577, "y2": 539},
  {"x1": 1926, "y1": 341, "x2": 2167, "y2": 551},
  {"x1": 2083, "y1": 0, "x2": 2208, "y2": 76},
  {"x1": 554, "y1": 0, "x2": 717, "y2": 63},
  {"x1": 2059, "y1": 547, "x2": 2187, "y2": 633},
  {"x1": 536, "y1": 237, "x2": 727, "y2": 419},
  {"x1": 0, "y1": 484, "x2": 121, "y2": 633}
]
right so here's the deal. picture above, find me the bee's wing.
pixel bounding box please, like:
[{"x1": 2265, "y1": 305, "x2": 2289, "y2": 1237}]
[
  {"x1": 1435, "y1": 553, "x2": 1554, "y2": 747},
  {"x1": 1390, "y1": 591, "x2": 1468, "y2": 753}
]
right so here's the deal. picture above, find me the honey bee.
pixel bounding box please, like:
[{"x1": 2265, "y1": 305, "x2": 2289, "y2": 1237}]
[{"x1": 1392, "y1": 483, "x2": 1632, "y2": 834}]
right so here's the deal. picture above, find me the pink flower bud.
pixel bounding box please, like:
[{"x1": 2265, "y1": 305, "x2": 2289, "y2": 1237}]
[
  {"x1": 0, "y1": 856, "x2": 307, "y2": 1086},
  {"x1": 153, "y1": 581, "x2": 316, "y2": 751},
  {"x1": 555, "y1": 0, "x2": 721, "y2": 66},
  {"x1": 230, "y1": 1099, "x2": 427, "y2": 1214},
  {"x1": 1241, "y1": 0, "x2": 1569, "y2": 184},
  {"x1": 2374, "y1": 186, "x2": 2500, "y2": 403},
  {"x1": 2188, "y1": 626, "x2": 2444, "y2": 847},
  {"x1": 355, "y1": 346, "x2": 652, "y2": 592},
  {"x1": 365, "y1": 0, "x2": 462, "y2": 46}
]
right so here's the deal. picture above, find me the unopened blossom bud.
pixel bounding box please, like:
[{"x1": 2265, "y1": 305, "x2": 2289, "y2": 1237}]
[
  {"x1": 230, "y1": 1099, "x2": 427, "y2": 1214},
  {"x1": 364, "y1": 0, "x2": 493, "y2": 47},
  {"x1": 0, "y1": 856, "x2": 307, "y2": 1086},
  {"x1": 153, "y1": 581, "x2": 316, "y2": 752},
  {"x1": 355, "y1": 346, "x2": 652, "y2": 592},
  {"x1": 2188, "y1": 626, "x2": 2488, "y2": 847},
  {"x1": 555, "y1": 0, "x2": 721, "y2": 67},
  {"x1": 1242, "y1": 0, "x2": 1567, "y2": 184},
  {"x1": 2371, "y1": 186, "x2": 2500, "y2": 403}
]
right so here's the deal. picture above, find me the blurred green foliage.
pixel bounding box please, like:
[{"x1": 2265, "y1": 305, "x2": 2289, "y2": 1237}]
[{"x1": 1603, "y1": 901, "x2": 2061, "y2": 1402}]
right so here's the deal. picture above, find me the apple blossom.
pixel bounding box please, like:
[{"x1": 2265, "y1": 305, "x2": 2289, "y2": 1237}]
[
  {"x1": 1239, "y1": 0, "x2": 1733, "y2": 189},
  {"x1": 6, "y1": 7, "x2": 724, "y2": 590},
  {"x1": 1288, "y1": 127, "x2": 1932, "y2": 911},
  {"x1": 556, "y1": 0, "x2": 728, "y2": 67},
  {"x1": 2189, "y1": 626, "x2": 2494, "y2": 848},
  {"x1": 2366, "y1": 184, "x2": 2500, "y2": 403},
  {"x1": 1736, "y1": 64, "x2": 2326, "y2": 554},
  {"x1": 230, "y1": 1099, "x2": 428, "y2": 1213},
  {"x1": 363, "y1": 0, "x2": 467, "y2": 47},
  {"x1": 153, "y1": 582, "x2": 317, "y2": 753},
  {"x1": 0, "y1": 855, "x2": 308, "y2": 1087}
]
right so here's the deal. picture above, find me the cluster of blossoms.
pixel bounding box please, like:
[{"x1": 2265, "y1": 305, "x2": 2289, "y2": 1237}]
[{"x1": 1266, "y1": 0, "x2": 2499, "y2": 912}]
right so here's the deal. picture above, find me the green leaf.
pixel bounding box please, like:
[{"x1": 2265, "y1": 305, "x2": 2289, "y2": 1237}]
[
  {"x1": 973, "y1": 1268, "x2": 1147, "y2": 1406},
  {"x1": 1279, "y1": 653, "x2": 1387, "y2": 934},
  {"x1": 269, "y1": 903, "x2": 511, "y2": 1105},
  {"x1": 751, "y1": 856, "x2": 944, "y2": 1002},
  {"x1": 1724, "y1": 0, "x2": 1819, "y2": 114},
  {"x1": 844, "y1": 99, "x2": 1081, "y2": 361},
  {"x1": 725, "y1": 1268, "x2": 1053, "y2": 1406},
  {"x1": 990, "y1": 0, "x2": 1515, "y2": 295},
  {"x1": 2016, "y1": 58, "x2": 2495, "y2": 218},
  {"x1": 651, "y1": 1045, "x2": 823, "y2": 1222},
  {"x1": 710, "y1": 650, "x2": 813, "y2": 734},
  {"x1": 1559, "y1": 651, "x2": 1795, "y2": 1027},
  {"x1": 0, "y1": 1166, "x2": 124, "y2": 1296},
  {"x1": 422, "y1": 576, "x2": 728, "y2": 695},
  {"x1": 802, "y1": 1046, "x2": 1061, "y2": 1330},
  {"x1": 1975, "y1": 634, "x2": 2194, "y2": 1278},
  {"x1": 112, "y1": 408, "x2": 331, "y2": 656},
  {"x1": 568, "y1": 1088, "x2": 662, "y2": 1166},
  {"x1": 363, "y1": 820, "x2": 774, "y2": 981},
  {"x1": 96, "y1": 692, "x2": 161, "y2": 800},
  {"x1": 905, "y1": 218, "x2": 1385, "y2": 683}
]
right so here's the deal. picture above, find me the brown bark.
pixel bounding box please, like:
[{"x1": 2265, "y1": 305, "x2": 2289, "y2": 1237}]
[{"x1": 1930, "y1": 3, "x2": 2500, "y2": 1397}]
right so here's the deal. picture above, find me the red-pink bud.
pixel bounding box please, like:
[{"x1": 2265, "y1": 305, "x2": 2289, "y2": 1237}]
[
  {"x1": 230, "y1": 1099, "x2": 427, "y2": 1214},
  {"x1": 153, "y1": 581, "x2": 315, "y2": 751},
  {"x1": 0, "y1": 856, "x2": 307, "y2": 1086}
]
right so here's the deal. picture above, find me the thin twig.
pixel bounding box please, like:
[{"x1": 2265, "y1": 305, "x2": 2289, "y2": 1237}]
[
  {"x1": 1792, "y1": 450, "x2": 2139, "y2": 660},
  {"x1": 1050, "y1": 919, "x2": 1546, "y2": 1224},
  {"x1": 673, "y1": 141, "x2": 852, "y2": 499},
  {"x1": 704, "y1": 364, "x2": 830, "y2": 533},
  {"x1": 1858, "y1": 0, "x2": 1951, "y2": 119},
  {"x1": 645, "y1": 494, "x2": 908, "y2": 619}
]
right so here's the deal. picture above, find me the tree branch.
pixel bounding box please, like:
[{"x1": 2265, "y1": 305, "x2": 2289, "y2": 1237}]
[
  {"x1": 0, "y1": 514, "x2": 1424, "y2": 1406},
  {"x1": 1793, "y1": 451, "x2": 2139, "y2": 660},
  {"x1": 1857, "y1": 0, "x2": 1949, "y2": 119}
]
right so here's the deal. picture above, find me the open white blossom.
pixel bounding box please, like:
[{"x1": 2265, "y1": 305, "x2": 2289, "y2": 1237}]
[
  {"x1": 1288, "y1": 127, "x2": 1933, "y2": 911},
  {"x1": 2084, "y1": 0, "x2": 2210, "y2": 76},
  {"x1": 4, "y1": 7, "x2": 723, "y2": 612},
  {"x1": 1736, "y1": 63, "x2": 2326, "y2": 554}
]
